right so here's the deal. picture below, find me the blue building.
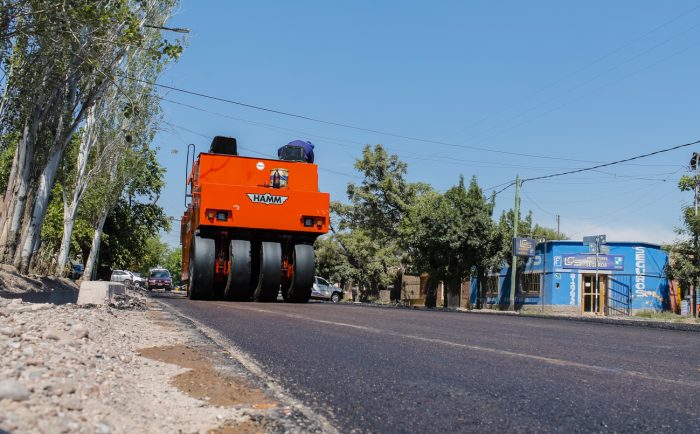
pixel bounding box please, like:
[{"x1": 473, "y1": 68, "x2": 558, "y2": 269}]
[{"x1": 470, "y1": 241, "x2": 670, "y2": 315}]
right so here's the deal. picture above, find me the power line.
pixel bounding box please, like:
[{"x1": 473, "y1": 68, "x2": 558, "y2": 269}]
[
  {"x1": 160, "y1": 96, "x2": 681, "y2": 176},
  {"x1": 159, "y1": 98, "x2": 601, "y2": 171},
  {"x1": 445, "y1": 3, "x2": 700, "y2": 141},
  {"x1": 162, "y1": 120, "x2": 363, "y2": 180},
  {"x1": 522, "y1": 138, "x2": 700, "y2": 183},
  {"x1": 451, "y1": 21, "x2": 700, "y2": 147},
  {"x1": 487, "y1": 138, "x2": 697, "y2": 196},
  {"x1": 462, "y1": 39, "x2": 700, "y2": 153},
  {"x1": 132, "y1": 76, "x2": 612, "y2": 164}
]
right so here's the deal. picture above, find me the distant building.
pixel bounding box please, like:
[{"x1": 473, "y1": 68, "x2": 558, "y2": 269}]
[{"x1": 471, "y1": 241, "x2": 670, "y2": 315}]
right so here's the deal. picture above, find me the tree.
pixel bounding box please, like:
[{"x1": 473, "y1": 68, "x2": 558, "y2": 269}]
[
  {"x1": 82, "y1": 147, "x2": 169, "y2": 280},
  {"x1": 314, "y1": 234, "x2": 355, "y2": 288},
  {"x1": 666, "y1": 167, "x2": 700, "y2": 315},
  {"x1": 162, "y1": 246, "x2": 182, "y2": 286},
  {"x1": 401, "y1": 176, "x2": 498, "y2": 307},
  {"x1": 332, "y1": 144, "x2": 429, "y2": 299},
  {"x1": 0, "y1": 0, "x2": 184, "y2": 274}
]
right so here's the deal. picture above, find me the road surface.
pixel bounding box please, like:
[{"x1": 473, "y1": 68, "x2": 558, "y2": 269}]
[{"x1": 158, "y1": 295, "x2": 700, "y2": 433}]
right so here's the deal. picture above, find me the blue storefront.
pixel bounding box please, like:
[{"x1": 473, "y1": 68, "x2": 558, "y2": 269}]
[{"x1": 470, "y1": 241, "x2": 670, "y2": 314}]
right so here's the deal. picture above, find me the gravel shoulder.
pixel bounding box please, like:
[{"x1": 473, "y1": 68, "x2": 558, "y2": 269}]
[{"x1": 0, "y1": 290, "x2": 329, "y2": 434}]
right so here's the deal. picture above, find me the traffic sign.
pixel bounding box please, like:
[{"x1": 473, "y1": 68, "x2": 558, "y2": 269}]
[
  {"x1": 583, "y1": 234, "x2": 606, "y2": 245},
  {"x1": 588, "y1": 243, "x2": 610, "y2": 254}
]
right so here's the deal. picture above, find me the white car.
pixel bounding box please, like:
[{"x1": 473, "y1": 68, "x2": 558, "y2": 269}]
[
  {"x1": 311, "y1": 276, "x2": 343, "y2": 303},
  {"x1": 130, "y1": 272, "x2": 146, "y2": 288},
  {"x1": 109, "y1": 270, "x2": 145, "y2": 287},
  {"x1": 110, "y1": 270, "x2": 133, "y2": 285}
]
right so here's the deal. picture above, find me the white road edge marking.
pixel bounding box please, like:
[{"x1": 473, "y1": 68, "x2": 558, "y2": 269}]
[{"x1": 219, "y1": 303, "x2": 700, "y2": 388}]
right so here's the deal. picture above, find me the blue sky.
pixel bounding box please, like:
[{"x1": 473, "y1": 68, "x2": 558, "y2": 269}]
[{"x1": 154, "y1": 1, "x2": 700, "y2": 246}]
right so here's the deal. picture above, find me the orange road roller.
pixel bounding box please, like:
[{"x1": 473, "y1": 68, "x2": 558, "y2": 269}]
[{"x1": 180, "y1": 136, "x2": 330, "y2": 302}]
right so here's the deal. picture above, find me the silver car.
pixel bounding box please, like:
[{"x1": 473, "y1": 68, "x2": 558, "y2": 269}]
[
  {"x1": 311, "y1": 276, "x2": 343, "y2": 303},
  {"x1": 110, "y1": 270, "x2": 133, "y2": 285}
]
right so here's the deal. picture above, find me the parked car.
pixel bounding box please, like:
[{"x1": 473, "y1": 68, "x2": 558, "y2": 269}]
[
  {"x1": 311, "y1": 276, "x2": 343, "y2": 302},
  {"x1": 110, "y1": 269, "x2": 134, "y2": 285},
  {"x1": 68, "y1": 260, "x2": 84, "y2": 280},
  {"x1": 130, "y1": 272, "x2": 146, "y2": 288},
  {"x1": 148, "y1": 269, "x2": 172, "y2": 291}
]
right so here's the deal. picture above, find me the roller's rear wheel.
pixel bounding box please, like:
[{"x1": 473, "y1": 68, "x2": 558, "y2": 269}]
[
  {"x1": 283, "y1": 244, "x2": 314, "y2": 303},
  {"x1": 188, "y1": 235, "x2": 215, "y2": 300},
  {"x1": 225, "y1": 239, "x2": 252, "y2": 301},
  {"x1": 253, "y1": 241, "x2": 281, "y2": 302}
]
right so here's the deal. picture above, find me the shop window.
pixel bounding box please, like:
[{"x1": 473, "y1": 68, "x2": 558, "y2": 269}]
[{"x1": 521, "y1": 272, "x2": 541, "y2": 295}]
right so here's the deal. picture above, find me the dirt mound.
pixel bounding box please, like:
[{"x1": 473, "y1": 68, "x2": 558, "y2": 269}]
[{"x1": 0, "y1": 267, "x2": 78, "y2": 294}]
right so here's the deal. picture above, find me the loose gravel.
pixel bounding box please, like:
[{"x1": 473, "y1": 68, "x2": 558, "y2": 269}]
[{"x1": 0, "y1": 295, "x2": 263, "y2": 434}]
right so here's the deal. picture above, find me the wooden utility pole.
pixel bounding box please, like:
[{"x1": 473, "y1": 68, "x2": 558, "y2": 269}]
[
  {"x1": 693, "y1": 153, "x2": 699, "y2": 318},
  {"x1": 509, "y1": 176, "x2": 521, "y2": 311}
]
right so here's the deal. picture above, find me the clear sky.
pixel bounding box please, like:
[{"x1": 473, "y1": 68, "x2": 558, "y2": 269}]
[{"x1": 154, "y1": 0, "x2": 700, "y2": 247}]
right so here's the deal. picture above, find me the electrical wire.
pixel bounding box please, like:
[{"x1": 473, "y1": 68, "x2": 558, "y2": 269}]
[
  {"x1": 162, "y1": 121, "x2": 363, "y2": 180},
  {"x1": 445, "y1": 3, "x2": 700, "y2": 141},
  {"x1": 130, "y1": 76, "x2": 616, "y2": 164},
  {"x1": 461, "y1": 39, "x2": 700, "y2": 153},
  {"x1": 452, "y1": 22, "x2": 700, "y2": 147},
  {"x1": 159, "y1": 97, "x2": 604, "y2": 171},
  {"x1": 522, "y1": 138, "x2": 700, "y2": 183}
]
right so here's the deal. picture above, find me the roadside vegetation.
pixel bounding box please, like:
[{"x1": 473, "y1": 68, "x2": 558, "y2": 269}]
[
  {"x1": 316, "y1": 144, "x2": 565, "y2": 305},
  {"x1": 0, "y1": 0, "x2": 184, "y2": 279},
  {"x1": 665, "y1": 164, "x2": 700, "y2": 308}
]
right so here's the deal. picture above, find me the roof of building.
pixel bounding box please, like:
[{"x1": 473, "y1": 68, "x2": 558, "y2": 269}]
[{"x1": 536, "y1": 240, "x2": 663, "y2": 249}]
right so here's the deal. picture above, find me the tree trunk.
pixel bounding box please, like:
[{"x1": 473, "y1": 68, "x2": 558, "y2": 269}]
[
  {"x1": 83, "y1": 212, "x2": 109, "y2": 281},
  {"x1": 446, "y1": 276, "x2": 461, "y2": 309},
  {"x1": 55, "y1": 107, "x2": 95, "y2": 275},
  {"x1": 424, "y1": 275, "x2": 437, "y2": 308},
  {"x1": 0, "y1": 120, "x2": 35, "y2": 263},
  {"x1": 55, "y1": 202, "x2": 78, "y2": 277},
  {"x1": 391, "y1": 268, "x2": 403, "y2": 302},
  {"x1": 15, "y1": 145, "x2": 63, "y2": 273}
]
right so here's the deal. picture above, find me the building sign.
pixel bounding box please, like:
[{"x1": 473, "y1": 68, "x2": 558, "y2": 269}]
[
  {"x1": 634, "y1": 247, "x2": 645, "y2": 294},
  {"x1": 561, "y1": 254, "x2": 624, "y2": 271},
  {"x1": 513, "y1": 237, "x2": 536, "y2": 257}
]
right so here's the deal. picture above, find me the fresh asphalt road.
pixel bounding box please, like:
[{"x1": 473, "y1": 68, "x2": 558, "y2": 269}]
[{"x1": 158, "y1": 295, "x2": 700, "y2": 433}]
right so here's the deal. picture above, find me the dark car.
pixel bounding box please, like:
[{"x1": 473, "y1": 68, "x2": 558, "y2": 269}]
[
  {"x1": 147, "y1": 269, "x2": 172, "y2": 291},
  {"x1": 68, "y1": 260, "x2": 84, "y2": 280}
]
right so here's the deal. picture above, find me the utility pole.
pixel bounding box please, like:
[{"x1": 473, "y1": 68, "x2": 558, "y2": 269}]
[
  {"x1": 556, "y1": 215, "x2": 560, "y2": 240},
  {"x1": 693, "y1": 153, "x2": 699, "y2": 318},
  {"x1": 510, "y1": 175, "x2": 520, "y2": 311}
]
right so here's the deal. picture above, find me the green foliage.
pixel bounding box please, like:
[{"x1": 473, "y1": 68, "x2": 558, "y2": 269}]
[
  {"x1": 401, "y1": 176, "x2": 500, "y2": 304},
  {"x1": 163, "y1": 246, "x2": 182, "y2": 286},
  {"x1": 127, "y1": 237, "x2": 181, "y2": 285},
  {"x1": 330, "y1": 144, "x2": 430, "y2": 296},
  {"x1": 139, "y1": 237, "x2": 170, "y2": 274},
  {"x1": 314, "y1": 235, "x2": 355, "y2": 286},
  {"x1": 93, "y1": 199, "x2": 170, "y2": 279},
  {"x1": 499, "y1": 209, "x2": 566, "y2": 242},
  {"x1": 666, "y1": 171, "x2": 700, "y2": 295},
  {"x1": 1, "y1": 0, "x2": 185, "y2": 274},
  {"x1": 0, "y1": 134, "x2": 16, "y2": 193}
]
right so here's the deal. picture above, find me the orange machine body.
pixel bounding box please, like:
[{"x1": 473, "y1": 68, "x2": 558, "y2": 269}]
[{"x1": 180, "y1": 152, "x2": 330, "y2": 283}]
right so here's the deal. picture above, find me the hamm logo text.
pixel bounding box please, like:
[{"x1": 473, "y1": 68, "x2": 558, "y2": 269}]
[{"x1": 247, "y1": 193, "x2": 288, "y2": 205}]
